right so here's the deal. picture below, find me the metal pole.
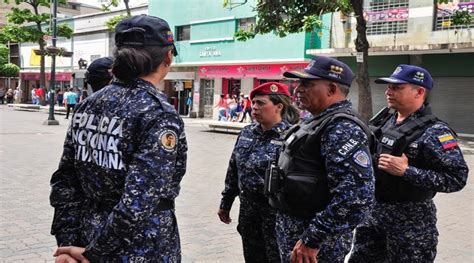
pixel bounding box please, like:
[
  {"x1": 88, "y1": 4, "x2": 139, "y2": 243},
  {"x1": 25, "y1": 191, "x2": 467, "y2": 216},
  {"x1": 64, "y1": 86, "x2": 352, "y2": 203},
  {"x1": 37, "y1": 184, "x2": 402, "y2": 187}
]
[{"x1": 44, "y1": 0, "x2": 59, "y2": 125}]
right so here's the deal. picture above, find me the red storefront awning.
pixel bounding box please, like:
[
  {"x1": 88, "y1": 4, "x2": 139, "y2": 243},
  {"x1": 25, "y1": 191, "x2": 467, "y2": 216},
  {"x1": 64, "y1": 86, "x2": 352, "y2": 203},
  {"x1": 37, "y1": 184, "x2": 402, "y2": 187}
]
[
  {"x1": 20, "y1": 72, "x2": 72, "y2": 81},
  {"x1": 198, "y1": 63, "x2": 307, "y2": 79}
]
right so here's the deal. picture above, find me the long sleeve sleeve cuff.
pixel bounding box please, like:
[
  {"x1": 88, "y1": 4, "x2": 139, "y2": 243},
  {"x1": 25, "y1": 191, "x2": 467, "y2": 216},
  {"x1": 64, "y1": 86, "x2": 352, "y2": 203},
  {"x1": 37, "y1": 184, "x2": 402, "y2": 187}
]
[
  {"x1": 220, "y1": 196, "x2": 235, "y2": 211},
  {"x1": 299, "y1": 231, "x2": 323, "y2": 249}
]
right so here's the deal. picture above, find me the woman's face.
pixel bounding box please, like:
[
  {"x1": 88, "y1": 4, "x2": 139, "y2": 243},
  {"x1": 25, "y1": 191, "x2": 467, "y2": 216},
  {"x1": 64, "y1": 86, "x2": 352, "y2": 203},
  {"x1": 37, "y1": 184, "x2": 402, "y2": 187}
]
[{"x1": 251, "y1": 95, "x2": 282, "y2": 126}]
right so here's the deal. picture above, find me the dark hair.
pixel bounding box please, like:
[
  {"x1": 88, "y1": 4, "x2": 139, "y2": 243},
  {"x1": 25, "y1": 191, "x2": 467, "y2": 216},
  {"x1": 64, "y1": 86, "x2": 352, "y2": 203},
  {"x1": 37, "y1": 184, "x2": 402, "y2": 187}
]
[
  {"x1": 268, "y1": 94, "x2": 300, "y2": 124},
  {"x1": 112, "y1": 45, "x2": 172, "y2": 83}
]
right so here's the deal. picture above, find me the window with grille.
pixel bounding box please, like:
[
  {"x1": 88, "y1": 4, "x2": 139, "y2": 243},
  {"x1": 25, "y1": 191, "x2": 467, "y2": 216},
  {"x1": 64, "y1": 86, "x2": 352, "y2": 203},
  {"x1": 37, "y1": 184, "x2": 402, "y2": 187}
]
[
  {"x1": 435, "y1": 0, "x2": 474, "y2": 30},
  {"x1": 365, "y1": 0, "x2": 409, "y2": 35},
  {"x1": 237, "y1": 17, "x2": 256, "y2": 31},
  {"x1": 176, "y1": 25, "x2": 191, "y2": 41}
]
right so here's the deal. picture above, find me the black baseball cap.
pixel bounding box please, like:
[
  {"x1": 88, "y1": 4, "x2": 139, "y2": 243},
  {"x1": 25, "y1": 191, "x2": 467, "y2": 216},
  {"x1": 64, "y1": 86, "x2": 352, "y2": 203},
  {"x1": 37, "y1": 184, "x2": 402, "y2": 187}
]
[
  {"x1": 284, "y1": 56, "x2": 355, "y2": 87},
  {"x1": 85, "y1": 57, "x2": 113, "y2": 92},
  {"x1": 115, "y1": 14, "x2": 178, "y2": 56}
]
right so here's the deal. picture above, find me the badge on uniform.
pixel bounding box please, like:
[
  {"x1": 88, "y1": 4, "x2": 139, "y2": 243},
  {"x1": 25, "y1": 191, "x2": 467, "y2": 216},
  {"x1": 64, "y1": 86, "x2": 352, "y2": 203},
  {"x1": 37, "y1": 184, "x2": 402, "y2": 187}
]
[
  {"x1": 352, "y1": 150, "x2": 371, "y2": 168},
  {"x1": 438, "y1": 133, "x2": 458, "y2": 149},
  {"x1": 159, "y1": 130, "x2": 177, "y2": 152}
]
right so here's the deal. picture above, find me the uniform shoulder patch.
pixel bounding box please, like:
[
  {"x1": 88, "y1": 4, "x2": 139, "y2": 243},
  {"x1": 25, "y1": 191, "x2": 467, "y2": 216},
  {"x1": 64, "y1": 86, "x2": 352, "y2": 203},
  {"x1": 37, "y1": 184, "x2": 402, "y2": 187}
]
[
  {"x1": 159, "y1": 130, "x2": 177, "y2": 152},
  {"x1": 438, "y1": 133, "x2": 458, "y2": 150},
  {"x1": 352, "y1": 150, "x2": 371, "y2": 168},
  {"x1": 337, "y1": 138, "x2": 362, "y2": 158}
]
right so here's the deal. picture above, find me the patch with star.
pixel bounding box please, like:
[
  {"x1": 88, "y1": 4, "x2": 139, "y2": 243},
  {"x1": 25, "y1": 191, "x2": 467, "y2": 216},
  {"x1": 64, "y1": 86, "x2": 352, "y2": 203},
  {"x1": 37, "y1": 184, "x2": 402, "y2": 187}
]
[{"x1": 159, "y1": 129, "x2": 177, "y2": 152}]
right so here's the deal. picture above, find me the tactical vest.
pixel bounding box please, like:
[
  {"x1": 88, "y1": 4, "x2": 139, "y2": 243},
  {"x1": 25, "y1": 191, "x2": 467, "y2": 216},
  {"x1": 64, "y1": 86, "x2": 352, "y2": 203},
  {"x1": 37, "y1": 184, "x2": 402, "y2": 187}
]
[
  {"x1": 269, "y1": 108, "x2": 372, "y2": 218},
  {"x1": 373, "y1": 106, "x2": 438, "y2": 203}
]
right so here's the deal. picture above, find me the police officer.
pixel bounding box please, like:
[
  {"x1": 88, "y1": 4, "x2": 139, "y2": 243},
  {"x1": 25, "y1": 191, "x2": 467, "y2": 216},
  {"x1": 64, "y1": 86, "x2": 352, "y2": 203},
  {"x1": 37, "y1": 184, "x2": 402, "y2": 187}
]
[
  {"x1": 218, "y1": 82, "x2": 300, "y2": 262},
  {"x1": 272, "y1": 56, "x2": 375, "y2": 262},
  {"x1": 50, "y1": 15, "x2": 187, "y2": 262},
  {"x1": 85, "y1": 57, "x2": 114, "y2": 93},
  {"x1": 349, "y1": 65, "x2": 469, "y2": 262}
]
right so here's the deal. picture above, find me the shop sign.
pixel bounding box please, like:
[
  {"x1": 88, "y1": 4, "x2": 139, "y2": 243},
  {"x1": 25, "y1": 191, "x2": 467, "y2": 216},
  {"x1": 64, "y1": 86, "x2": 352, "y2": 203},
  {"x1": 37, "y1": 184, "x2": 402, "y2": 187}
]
[
  {"x1": 364, "y1": 8, "x2": 409, "y2": 23},
  {"x1": 198, "y1": 63, "x2": 307, "y2": 78},
  {"x1": 199, "y1": 46, "x2": 222, "y2": 57}
]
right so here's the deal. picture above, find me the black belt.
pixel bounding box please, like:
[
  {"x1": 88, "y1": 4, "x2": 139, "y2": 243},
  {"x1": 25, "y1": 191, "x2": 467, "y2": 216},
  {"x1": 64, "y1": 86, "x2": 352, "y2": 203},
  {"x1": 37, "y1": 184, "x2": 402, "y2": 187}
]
[{"x1": 156, "y1": 199, "x2": 175, "y2": 211}]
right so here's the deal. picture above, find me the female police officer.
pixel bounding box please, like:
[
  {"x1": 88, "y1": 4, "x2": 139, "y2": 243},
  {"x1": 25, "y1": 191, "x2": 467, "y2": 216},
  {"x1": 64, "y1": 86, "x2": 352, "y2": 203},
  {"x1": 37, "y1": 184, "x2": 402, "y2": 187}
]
[
  {"x1": 218, "y1": 82, "x2": 299, "y2": 262},
  {"x1": 50, "y1": 15, "x2": 187, "y2": 262}
]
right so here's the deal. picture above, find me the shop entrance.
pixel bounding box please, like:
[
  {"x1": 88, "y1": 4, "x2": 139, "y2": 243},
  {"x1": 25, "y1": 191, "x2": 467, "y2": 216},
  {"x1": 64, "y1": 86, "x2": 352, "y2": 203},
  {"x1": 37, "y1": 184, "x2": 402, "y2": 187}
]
[{"x1": 201, "y1": 79, "x2": 214, "y2": 118}]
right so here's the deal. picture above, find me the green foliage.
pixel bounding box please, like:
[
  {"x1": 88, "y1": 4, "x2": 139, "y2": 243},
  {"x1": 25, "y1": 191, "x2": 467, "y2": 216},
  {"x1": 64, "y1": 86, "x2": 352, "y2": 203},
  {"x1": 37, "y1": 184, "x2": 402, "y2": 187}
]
[
  {"x1": 237, "y1": 0, "x2": 352, "y2": 39},
  {"x1": 234, "y1": 28, "x2": 256, "y2": 41},
  {"x1": 0, "y1": 63, "x2": 20, "y2": 77},
  {"x1": 452, "y1": 10, "x2": 473, "y2": 25},
  {"x1": 0, "y1": 44, "x2": 9, "y2": 65},
  {"x1": 106, "y1": 14, "x2": 129, "y2": 32},
  {"x1": 102, "y1": 0, "x2": 120, "y2": 12},
  {"x1": 1, "y1": 0, "x2": 72, "y2": 44}
]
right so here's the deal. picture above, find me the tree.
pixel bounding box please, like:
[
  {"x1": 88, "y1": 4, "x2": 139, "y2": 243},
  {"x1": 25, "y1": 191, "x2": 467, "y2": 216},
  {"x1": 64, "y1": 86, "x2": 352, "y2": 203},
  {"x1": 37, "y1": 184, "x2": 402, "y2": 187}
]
[
  {"x1": 1, "y1": 0, "x2": 73, "y2": 92},
  {"x1": 226, "y1": 0, "x2": 373, "y2": 120},
  {"x1": 101, "y1": 0, "x2": 131, "y2": 32}
]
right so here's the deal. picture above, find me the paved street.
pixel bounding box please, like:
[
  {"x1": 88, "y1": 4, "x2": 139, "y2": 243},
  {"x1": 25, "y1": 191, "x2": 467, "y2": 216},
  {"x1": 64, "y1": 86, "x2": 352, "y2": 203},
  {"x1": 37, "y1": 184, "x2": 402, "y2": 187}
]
[{"x1": 0, "y1": 105, "x2": 473, "y2": 262}]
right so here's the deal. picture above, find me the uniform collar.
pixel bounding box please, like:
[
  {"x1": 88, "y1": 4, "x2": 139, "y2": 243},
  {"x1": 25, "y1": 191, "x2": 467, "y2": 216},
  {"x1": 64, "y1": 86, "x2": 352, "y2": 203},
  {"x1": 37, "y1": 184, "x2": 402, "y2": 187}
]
[
  {"x1": 112, "y1": 78, "x2": 168, "y2": 101},
  {"x1": 252, "y1": 120, "x2": 290, "y2": 136},
  {"x1": 391, "y1": 104, "x2": 428, "y2": 126},
  {"x1": 307, "y1": 100, "x2": 352, "y2": 123}
]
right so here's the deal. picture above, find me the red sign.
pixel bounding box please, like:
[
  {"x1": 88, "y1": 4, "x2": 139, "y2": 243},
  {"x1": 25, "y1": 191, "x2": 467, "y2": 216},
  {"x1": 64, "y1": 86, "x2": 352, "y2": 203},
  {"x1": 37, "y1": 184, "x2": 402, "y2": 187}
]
[
  {"x1": 198, "y1": 63, "x2": 307, "y2": 78},
  {"x1": 21, "y1": 72, "x2": 72, "y2": 81}
]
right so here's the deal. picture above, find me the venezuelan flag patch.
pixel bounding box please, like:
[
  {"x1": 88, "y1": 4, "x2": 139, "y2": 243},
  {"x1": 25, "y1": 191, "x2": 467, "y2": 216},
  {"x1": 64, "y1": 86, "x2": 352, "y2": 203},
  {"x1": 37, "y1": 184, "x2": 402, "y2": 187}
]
[{"x1": 438, "y1": 133, "x2": 458, "y2": 149}]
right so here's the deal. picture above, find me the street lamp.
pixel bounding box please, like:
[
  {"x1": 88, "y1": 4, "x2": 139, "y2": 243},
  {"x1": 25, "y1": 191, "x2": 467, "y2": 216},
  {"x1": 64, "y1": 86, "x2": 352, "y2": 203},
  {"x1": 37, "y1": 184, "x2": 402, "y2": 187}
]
[{"x1": 43, "y1": 0, "x2": 73, "y2": 125}]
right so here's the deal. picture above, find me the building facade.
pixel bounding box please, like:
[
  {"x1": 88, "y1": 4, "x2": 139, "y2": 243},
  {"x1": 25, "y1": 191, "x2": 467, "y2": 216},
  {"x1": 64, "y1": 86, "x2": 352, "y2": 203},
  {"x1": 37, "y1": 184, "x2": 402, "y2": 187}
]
[
  {"x1": 308, "y1": 0, "x2": 474, "y2": 133},
  {"x1": 149, "y1": 0, "x2": 331, "y2": 118}
]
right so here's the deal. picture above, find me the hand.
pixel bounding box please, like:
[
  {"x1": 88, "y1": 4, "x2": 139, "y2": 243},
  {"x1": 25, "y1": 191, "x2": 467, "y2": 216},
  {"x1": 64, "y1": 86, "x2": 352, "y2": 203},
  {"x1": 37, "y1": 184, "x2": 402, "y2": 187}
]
[
  {"x1": 54, "y1": 246, "x2": 90, "y2": 263},
  {"x1": 55, "y1": 254, "x2": 79, "y2": 263},
  {"x1": 290, "y1": 240, "x2": 319, "y2": 263},
  {"x1": 217, "y1": 209, "x2": 232, "y2": 224},
  {"x1": 378, "y1": 153, "x2": 409, "y2": 177}
]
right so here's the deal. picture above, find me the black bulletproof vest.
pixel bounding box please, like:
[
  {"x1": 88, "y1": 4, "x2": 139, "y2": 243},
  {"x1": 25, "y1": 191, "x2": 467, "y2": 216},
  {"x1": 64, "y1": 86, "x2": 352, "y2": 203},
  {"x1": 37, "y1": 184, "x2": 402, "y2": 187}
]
[
  {"x1": 270, "y1": 108, "x2": 372, "y2": 218},
  {"x1": 374, "y1": 107, "x2": 438, "y2": 202}
]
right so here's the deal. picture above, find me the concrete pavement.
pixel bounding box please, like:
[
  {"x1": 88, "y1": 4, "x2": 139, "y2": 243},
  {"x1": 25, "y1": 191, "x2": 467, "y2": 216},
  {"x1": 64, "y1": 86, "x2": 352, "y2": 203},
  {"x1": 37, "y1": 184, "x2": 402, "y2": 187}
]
[{"x1": 0, "y1": 105, "x2": 472, "y2": 262}]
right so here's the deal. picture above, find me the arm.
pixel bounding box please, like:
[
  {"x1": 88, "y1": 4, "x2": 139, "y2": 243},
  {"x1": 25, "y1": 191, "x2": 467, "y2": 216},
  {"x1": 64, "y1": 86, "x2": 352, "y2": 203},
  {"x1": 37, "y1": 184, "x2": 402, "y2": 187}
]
[
  {"x1": 403, "y1": 124, "x2": 468, "y2": 193},
  {"x1": 219, "y1": 135, "x2": 242, "y2": 212},
  {"x1": 82, "y1": 112, "x2": 187, "y2": 259},
  {"x1": 299, "y1": 120, "x2": 375, "y2": 249},
  {"x1": 50, "y1": 125, "x2": 85, "y2": 246}
]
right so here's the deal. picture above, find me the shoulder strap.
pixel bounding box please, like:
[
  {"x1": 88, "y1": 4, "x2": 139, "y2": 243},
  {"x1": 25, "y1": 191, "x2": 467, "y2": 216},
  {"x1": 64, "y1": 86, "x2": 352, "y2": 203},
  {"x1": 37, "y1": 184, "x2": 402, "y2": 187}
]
[{"x1": 307, "y1": 108, "x2": 375, "y2": 152}]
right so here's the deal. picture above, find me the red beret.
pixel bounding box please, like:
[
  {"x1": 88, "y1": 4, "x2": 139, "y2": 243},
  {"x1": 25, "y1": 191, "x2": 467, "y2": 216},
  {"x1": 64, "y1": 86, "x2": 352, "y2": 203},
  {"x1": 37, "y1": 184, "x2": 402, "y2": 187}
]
[{"x1": 249, "y1": 82, "x2": 291, "y2": 100}]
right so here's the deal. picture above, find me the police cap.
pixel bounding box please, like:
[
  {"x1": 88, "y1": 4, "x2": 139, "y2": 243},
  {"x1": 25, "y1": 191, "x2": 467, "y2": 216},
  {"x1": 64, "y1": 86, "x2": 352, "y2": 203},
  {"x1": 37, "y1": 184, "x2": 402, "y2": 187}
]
[
  {"x1": 283, "y1": 56, "x2": 355, "y2": 87},
  {"x1": 115, "y1": 14, "x2": 178, "y2": 56}
]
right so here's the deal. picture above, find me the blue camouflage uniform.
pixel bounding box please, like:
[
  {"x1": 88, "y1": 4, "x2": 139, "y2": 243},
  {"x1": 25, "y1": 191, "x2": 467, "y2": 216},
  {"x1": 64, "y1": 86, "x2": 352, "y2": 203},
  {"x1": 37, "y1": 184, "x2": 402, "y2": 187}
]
[
  {"x1": 349, "y1": 106, "x2": 469, "y2": 262},
  {"x1": 50, "y1": 78, "x2": 187, "y2": 262},
  {"x1": 220, "y1": 121, "x2": 290, "y2": 262},
  {"x1": 276, "y1": 100, "x2": 375, "y2": 263}
]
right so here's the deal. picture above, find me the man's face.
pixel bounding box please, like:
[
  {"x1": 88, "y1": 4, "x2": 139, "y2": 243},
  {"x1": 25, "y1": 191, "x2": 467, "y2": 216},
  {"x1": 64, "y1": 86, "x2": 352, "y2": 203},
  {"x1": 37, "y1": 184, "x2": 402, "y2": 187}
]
[
  {"x1": 295, "y1": 79, "x2": 331, "y2": 115},
  {"x1": 385, "y1": 83, "x2": 422, "y2": 110}
]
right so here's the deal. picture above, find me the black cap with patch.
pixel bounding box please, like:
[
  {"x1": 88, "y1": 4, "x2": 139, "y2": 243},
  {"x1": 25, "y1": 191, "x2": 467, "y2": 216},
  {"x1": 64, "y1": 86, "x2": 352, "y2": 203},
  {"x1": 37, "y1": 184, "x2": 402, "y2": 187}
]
[
  {"x1": 115, "y1": 14, "x2": 178, "y2": 56},
  {"x1": 85, "y1": 57, "x2": 113, "y2": 92},
  {"x1": 284, "y1": 56, "x2": 355, "y2": 86}
]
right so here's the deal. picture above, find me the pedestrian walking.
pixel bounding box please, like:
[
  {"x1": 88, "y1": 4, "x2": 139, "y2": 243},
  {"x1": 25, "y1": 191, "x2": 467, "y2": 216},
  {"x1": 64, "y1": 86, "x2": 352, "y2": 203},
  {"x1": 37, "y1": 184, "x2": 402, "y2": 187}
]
[
  {"x1": 85, "y1": 57, "x2": 114, "y2": 93},
  {"x1": 31, "y1": 86, "x2": 38, "y2": 105},
  {"x1": 349, "y1": 64, "x2": 469, "y2": 262},
  {"x1": 239, "y1": 95, "x2": 252, "y2": 123},
  {"x1": 50, "y1": 14, "x2": 186, "y2": 263},
  {"x1": 269, "y1": 56, "x2": 375, "y2": 262},
  {"x1": 56, "y1": 89, "x2": 64, "y2": 107},
  {"x1": 5, "y1": 88, "x2": 14, "y2": 104},
  {"x1": 14, "y1": 86, "x2": 23, "y2": 103},
  {"x1": 63, "y1": 88, "x2": 77, "y2": 119},
  {"x1": 219, "y1": 82, "x2": 299, "y2": 262}
]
